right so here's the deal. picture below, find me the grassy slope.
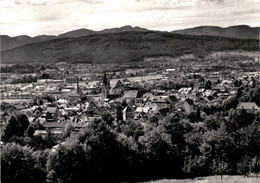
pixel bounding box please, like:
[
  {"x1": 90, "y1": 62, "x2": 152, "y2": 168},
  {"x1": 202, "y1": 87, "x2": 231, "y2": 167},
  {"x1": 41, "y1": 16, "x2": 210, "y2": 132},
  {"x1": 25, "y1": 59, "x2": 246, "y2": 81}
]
[
  {"x1": 144, "y1": 175, "x2": 259, "y2": 183},
  {"x1": 1, "y1": 31, "x2": 259, "y2": 64}
]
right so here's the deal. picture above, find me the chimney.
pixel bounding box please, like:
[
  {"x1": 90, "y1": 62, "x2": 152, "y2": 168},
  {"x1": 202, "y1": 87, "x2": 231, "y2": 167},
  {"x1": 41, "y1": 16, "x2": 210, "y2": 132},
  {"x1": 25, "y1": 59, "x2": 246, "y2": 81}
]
[{"x1": 76, "y1": 76, "x2": 79, "y2": 94}]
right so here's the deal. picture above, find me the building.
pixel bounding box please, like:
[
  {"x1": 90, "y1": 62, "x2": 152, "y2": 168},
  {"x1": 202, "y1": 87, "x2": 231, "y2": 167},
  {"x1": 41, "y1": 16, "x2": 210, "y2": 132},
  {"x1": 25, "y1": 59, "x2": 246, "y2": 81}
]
[
  {"x1": 183, "y1": 98, "x2": 195, "y2": 114},
  {"x1": 122, "y1": 105, "x2": 134, "y2": 121},
  {"x1": 45, "y1": 107, "x2": 61, "y2": 122},
  {"x1": 236, "y1": 102, "x2": 259, "y2": 112},
  {"x1": 123, "y1": 90, "x2": 142, "y2": 106},
  {"x1": 101, "y1": 73, "x2": 110, "y2": 99},
  {"x1": 66, "y1": 77, "x2": 77, "y2": 84}
]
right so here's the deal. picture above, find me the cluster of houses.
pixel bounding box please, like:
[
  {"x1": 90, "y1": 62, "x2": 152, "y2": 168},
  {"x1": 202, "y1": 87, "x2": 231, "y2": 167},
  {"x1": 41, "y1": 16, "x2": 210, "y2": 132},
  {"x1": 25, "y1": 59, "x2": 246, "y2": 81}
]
[{"x1": 1, "y1": 64, "x2": 260, "y2": 138}]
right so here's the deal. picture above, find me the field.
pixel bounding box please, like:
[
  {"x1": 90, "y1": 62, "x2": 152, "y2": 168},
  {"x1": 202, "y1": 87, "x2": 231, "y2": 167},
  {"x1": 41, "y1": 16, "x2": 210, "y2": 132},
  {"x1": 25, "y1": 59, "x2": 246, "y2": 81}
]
[{"x1": 143, "y1": 175, "x2": 259, "y2": 183}]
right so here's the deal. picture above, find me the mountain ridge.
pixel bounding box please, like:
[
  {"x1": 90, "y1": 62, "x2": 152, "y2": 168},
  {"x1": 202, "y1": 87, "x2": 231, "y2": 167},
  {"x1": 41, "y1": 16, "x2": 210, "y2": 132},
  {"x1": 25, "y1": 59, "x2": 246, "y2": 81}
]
[
  {"x1": 172, "y1": 25, "x2": 259, "y2": 39},
  {"x1": 1, "y1": 25, "x2": 258, "y2": 51},
  {"x1": 1, "y1": 31, "x2": 258, "y2": 65},
  {"x1": 0, "y1": 25, "x2": 149, "y2": 51}
]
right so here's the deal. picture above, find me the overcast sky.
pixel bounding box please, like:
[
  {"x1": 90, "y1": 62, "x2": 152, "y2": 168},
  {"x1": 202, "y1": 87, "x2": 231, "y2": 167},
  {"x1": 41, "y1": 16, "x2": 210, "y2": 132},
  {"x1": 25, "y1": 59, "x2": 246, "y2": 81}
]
[{"x1": 1, "y1": 0, "x2": 260, "y2": 37}]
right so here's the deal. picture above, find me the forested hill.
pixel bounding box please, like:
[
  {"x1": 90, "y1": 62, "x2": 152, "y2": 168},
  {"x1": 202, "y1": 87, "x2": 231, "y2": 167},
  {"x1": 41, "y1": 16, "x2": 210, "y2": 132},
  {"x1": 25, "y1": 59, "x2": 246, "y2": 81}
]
[
  {"x1": 173, "y1": 25, "x2": 259, "y2": 40},
  {"x1": 1, "y1": 31, "x2": 259, "y2": 64},
  {"x1": 0, "y1": 25, "x2": 148, "y2": 51}
]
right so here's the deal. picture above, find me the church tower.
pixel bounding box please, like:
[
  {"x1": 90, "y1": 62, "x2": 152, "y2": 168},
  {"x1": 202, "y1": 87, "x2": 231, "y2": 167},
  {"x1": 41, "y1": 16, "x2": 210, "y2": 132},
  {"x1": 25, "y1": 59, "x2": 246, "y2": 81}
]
[{"x1": 101, "y1": 72, "x2": 110, "y2": 98}]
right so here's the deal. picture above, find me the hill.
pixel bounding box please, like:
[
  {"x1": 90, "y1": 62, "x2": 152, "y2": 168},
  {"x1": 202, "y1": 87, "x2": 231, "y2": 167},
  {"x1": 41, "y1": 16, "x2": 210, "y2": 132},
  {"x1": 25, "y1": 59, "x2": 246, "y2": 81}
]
[
  {"x1": 0, "y1": 25, "x2": 148, "y2": 51},
  {"x1": 1, "y1": 35, "x2": 57, "y2": 51},
  {"x1": 1, "y1": 25, "x2": 258, "y2": 51},
  {"x1": 1, "y1": 31, "x2": 258, "y2": 64},
  {"x1": 173, "y1": 25, "x2": 259, "y2": 39}
]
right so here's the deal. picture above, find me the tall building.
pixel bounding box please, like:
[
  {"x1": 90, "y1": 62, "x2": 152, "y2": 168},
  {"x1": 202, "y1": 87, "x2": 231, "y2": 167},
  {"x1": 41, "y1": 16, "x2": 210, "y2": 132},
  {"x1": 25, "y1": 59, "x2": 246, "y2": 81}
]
[{"x1": 101, "y1": 72, "x2": 110, "y2": 98}]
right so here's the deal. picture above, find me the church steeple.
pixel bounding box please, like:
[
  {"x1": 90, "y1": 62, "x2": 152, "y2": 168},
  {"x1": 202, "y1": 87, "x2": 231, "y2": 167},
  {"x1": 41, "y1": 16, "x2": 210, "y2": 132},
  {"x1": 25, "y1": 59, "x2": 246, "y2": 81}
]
[
  {"x1": 102, "y1": 72, "x2": 110, "y2": 89},
  {"x1": 101, "y1": 72, "x2": 110, "y2": 98}
]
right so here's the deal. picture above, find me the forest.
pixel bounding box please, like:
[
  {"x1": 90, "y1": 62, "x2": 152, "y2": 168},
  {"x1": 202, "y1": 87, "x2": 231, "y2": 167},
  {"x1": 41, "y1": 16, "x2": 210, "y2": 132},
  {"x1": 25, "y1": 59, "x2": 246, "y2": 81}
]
[{"x1": 1, "y1": 85, "x2": 260, "y2": 183}]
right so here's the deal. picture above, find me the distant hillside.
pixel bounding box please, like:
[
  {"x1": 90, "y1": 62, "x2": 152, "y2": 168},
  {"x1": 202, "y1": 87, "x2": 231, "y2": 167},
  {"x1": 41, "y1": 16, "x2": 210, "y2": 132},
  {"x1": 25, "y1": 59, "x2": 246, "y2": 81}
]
[
  {"x1": 173, "y1": 25, "x2": 259, "y2": 39},
  {"x1": 1, "y1": 35, "x2": 56, "y2": 51},
  {"x1": 58, "y1": 29, "x2": 94, "y2": 38},
  {"x1": 2, "y1": 25, "x2": 258, "y2": 51},
  {"x1": 1, "y1": 31, "x2": 258, "y2": 64},
  {"x1": 0, "y1": 25, "x2": 148, "y2": 51}
]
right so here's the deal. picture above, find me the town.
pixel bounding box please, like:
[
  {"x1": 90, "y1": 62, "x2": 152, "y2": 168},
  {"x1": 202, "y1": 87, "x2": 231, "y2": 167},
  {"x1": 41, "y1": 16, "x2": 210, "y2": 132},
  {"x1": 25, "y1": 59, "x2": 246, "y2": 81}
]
[
  {"x1": 1, "y1": 53, "x2": 259, "y2": 131},
  {"x1": 1, "y1": 52, "x2": 260, "y2": 182}
]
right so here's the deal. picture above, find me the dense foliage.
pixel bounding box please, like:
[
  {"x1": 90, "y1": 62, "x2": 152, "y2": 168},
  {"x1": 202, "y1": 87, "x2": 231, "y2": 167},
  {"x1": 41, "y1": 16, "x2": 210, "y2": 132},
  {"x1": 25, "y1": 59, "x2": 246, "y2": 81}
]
[{"x1": 1, "y1": 86, "x2": 260, "y2": 182}]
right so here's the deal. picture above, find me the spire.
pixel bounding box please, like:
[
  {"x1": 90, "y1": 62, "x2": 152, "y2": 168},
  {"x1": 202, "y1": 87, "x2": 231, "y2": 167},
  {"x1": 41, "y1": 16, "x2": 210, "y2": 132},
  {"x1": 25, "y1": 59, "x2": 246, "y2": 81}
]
[
  {"x1": 102, "y1": 72, "x2": 110, "y2": 88},
  {"x1": 103, "y1": 72, "x2": 107, "y2": 86}
]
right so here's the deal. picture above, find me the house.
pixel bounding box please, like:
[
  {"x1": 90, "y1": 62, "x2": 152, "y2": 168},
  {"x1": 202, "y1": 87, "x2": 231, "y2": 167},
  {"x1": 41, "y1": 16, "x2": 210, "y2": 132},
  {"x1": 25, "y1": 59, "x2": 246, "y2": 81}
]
[
  {"x1": 68, "y1": 94, "x2": 81, "y2": 103},
  {"x1": 33, "y1": 129, "x2": 63, "y2": 138},
  {"x1": 45, "y1": 107, "x2": 61, "y2": 122},
  {"x1": 56, "y1": 62, "x2": 68, "y2": 70},
  {"x1": 32, "y1": 107, "x2": 43, "y2": 118},
  {"x1": 42, "y1": 122, "x2": 66, "y2": 130},
  {"x1": 221, "y1": 80, "x2": 233, "y2": 87},
  {"x1": 135, "y1": 106, "x2": 150, "y2": 113},
  {"x1": 178, "y1": 87, "x2": 193, "y2": 96},
  {"x1": 66, "y1": 77, "x2": 77, "y2": 84},
  {"x1": 212, "y1": 86, "x2": 227, "y2": 92},
  {"x1": 134, "y1": 107, "x2": 150, "y2": 120},
  {"x1": 122, "y1": 105, "x2": 134, "y2": 121},
  {"x1": 151, "y1": 97, "x2": 170, "y2": 109},
  {"x1": 123, "y1": 90, "x2": 142, "y2": 106},
  {"x1": 83, "y1": 100, "x2": 102, "y2": 117},
  {"x1": 183, "y1": 98, "x2": 195, "y2": 114},
  {"x1": 236, "y1": 102, "x2": 259, "y2": 112}
]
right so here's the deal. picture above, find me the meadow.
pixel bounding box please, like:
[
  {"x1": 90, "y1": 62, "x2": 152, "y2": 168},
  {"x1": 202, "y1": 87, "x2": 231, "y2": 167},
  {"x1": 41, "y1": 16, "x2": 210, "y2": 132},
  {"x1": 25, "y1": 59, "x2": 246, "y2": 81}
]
[{"x1": 144, "y1": 175, "x2": 259, "y2": 183}]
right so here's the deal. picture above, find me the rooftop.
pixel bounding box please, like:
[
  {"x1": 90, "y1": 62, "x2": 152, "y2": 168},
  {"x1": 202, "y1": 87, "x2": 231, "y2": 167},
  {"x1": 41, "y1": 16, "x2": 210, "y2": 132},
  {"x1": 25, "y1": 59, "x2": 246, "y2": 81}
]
[
  {"x1": 123, "y1": 90, "x2": 138, "y2": 98},
  {"x1": 236, "y1": 102, "x2": 259, "y2": 110}
]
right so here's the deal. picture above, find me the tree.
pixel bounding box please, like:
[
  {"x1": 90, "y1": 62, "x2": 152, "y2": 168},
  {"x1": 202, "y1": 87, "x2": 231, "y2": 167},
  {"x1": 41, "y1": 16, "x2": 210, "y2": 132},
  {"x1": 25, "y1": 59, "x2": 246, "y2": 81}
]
[
  {"x1": 211, "y1": 157, "x2": 231, "y2": 180},
  {"x1": 101, "y1": 111, "x2": 114, "y2": 126},
  {"x1": 47, "y1": 142, "x2": 87, "y2": 183},
  {"x1": 234, "y1": 80, "x2": 241, "y2": 87},
  {"x1": 62, "y1": 123, "x2": 75, "y2": 138},
  {"x1": 2, "y1": 116, "x2": 19, "y2": 142},
  {"x1": 119, "y1": 119, "x2": 144, "y2": 141},
  {"x1": 138, "y1": 126, "x2": 180, "y2": 179},
  {"x1": 205, "y1": 80, "x2": 212, "y2": 89},
  {"x1": 205, "y1": 115, "x2": 221, "y2": 130},
  {"x1": 32, "y1": 149, "x2": 50, "y2": 182},
  {"x1": 182, "y1": 155, "x2": 208, "y2": 178},
  {"x1": 78, "y1": 119, "x2": 132, "y2": 182},
  {"x1": 201, "y1": 125, "x2": 235, "y2": 176},
  {"x1": 2, "y1": 113, "x2": 30, "y2": 142},
  {"x1": 16, "y1": 113, "x2": 30, "y2": 136},
  {"x1": 196, "y1": 107, "x2": 201, "y2": 122},
  {"x1": 116, "y1": 104, "x2": 123, "y2": 122},
  {"x1": 25, "y1": 120, "x2": 45, "y2": 137},
  {"x1": 236, "y1": 87, "x2": 242, "y2": 99},
  {"x1": 39, "y1": 73, "x2": 51, "y2": 79},
  {"x1": 250, "y1": 157, "x2": 260, "y2": 177},
  {"x1": 237, "y1": 156, "x2": 251, "y2": 176},
  {"x1": 1, "y1": 143, "x2": 38, "y2": 183}
]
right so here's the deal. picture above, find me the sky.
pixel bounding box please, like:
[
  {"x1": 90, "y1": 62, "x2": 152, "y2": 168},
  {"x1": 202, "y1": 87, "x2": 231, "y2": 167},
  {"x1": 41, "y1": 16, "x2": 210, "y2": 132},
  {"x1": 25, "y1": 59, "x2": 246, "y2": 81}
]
[{"x1": 1, "y1": 0, "x2": 260, "y2": 37}]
